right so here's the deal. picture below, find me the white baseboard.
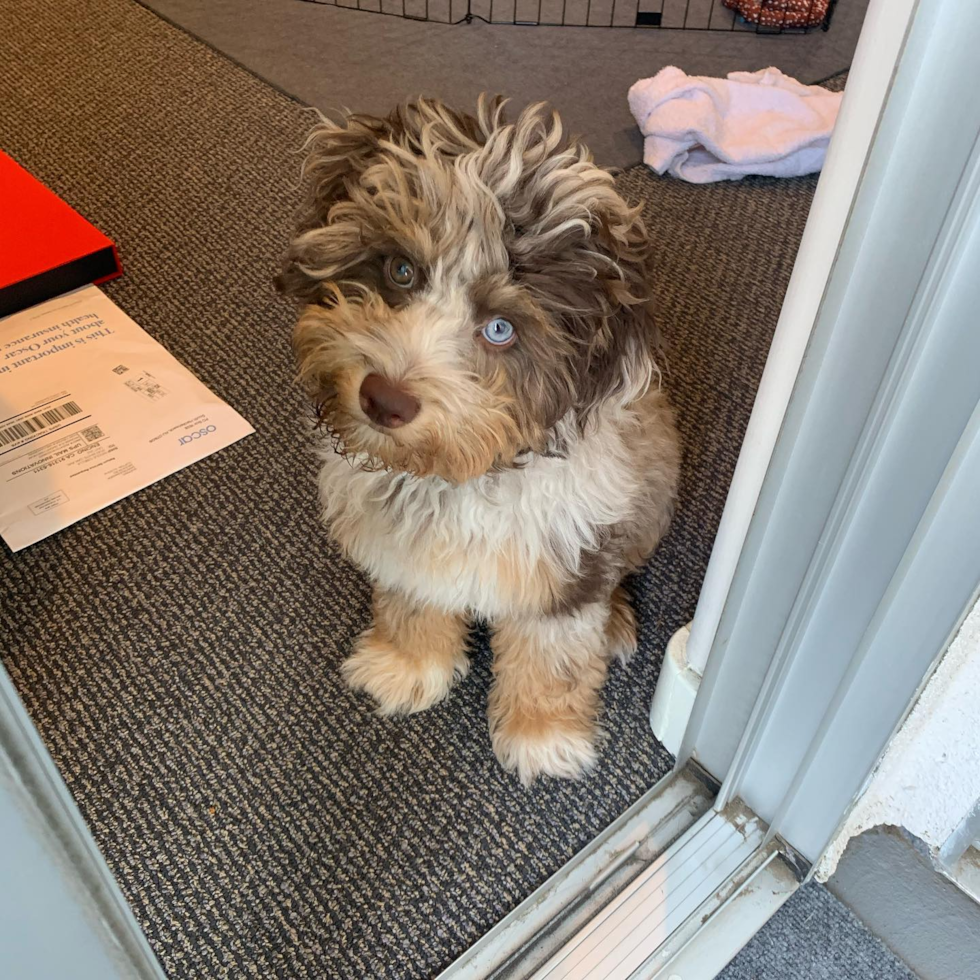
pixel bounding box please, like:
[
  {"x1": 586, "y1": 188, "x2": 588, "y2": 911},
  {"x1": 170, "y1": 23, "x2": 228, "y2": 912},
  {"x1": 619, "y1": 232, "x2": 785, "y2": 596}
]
[{"x1": 650, "y1": 623, "x2": 702, "y2": 757}]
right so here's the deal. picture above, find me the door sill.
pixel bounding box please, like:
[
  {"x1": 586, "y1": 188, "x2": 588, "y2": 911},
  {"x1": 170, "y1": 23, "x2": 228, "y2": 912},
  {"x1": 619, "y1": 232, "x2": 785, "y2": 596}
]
[
  {"x1": 438, "y1": 765, "x2": 804, "y2": 979},
  {"x1": 436, "y1": 766, "x2": 715, "y2": 979}
]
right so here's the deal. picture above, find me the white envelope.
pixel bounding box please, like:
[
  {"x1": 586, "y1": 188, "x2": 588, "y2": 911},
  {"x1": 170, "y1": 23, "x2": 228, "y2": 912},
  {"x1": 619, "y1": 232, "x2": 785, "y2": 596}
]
[{"x1": 0, "y1": 286, "x2": 254, "y2": 551}]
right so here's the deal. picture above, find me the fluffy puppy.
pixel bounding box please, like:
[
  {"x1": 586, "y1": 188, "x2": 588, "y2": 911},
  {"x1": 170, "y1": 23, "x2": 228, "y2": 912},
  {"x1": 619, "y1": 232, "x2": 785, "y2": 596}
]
[{"x1": 278, "y1": 96, "x2": 680, "y2": 784}]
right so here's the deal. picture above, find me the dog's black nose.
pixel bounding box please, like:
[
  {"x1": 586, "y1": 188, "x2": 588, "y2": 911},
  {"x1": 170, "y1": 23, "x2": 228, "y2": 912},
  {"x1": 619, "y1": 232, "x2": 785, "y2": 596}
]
[{"x1": 358, "y1": 373, "x2": 420, "y2": 429}]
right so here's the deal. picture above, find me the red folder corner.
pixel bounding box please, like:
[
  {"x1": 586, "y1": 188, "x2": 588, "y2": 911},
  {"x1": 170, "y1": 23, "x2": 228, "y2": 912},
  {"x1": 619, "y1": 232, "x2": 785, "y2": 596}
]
[{"x1": 0, "y1": 150, "x2": 122, "y2": 319}]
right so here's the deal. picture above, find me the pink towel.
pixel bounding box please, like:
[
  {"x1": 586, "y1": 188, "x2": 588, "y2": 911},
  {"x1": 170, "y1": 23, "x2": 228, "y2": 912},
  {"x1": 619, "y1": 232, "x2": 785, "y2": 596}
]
[{"x1": 628, "y1": 66, "x2": 843, "y2": 184}]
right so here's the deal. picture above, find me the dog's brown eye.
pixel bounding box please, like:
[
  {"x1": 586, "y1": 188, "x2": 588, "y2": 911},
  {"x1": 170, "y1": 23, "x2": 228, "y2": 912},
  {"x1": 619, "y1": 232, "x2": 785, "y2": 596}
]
[{"x1": 386, "y1": 255, "x2": 416, "y2": 289}]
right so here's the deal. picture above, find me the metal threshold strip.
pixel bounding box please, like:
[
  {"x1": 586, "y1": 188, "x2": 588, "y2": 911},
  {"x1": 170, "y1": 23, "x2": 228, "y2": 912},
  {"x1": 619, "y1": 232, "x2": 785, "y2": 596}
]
[{"x1": 438, "y1": 766, "x2": 804, "y2": 980}]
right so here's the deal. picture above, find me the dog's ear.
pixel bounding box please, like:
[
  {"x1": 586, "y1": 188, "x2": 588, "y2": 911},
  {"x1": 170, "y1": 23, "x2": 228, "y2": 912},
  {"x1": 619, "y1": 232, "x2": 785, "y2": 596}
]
[
  {"x1": 507, "y1": 177, "x2": 659, "y2": 419},
  {"x1": 576, "y1": 202, "x2": 660, "y2": 418},
  {"x1": 300, "y1": 114, "x2": 391, "y2": 229},
  {"x1": 276, "y1": 113, "x2": 392, "y2": 303},
  {"x1": 530, "y1": 210, "x2": 658, "y2": 422},
  {"x1": 488, "y1": 102, "x2": 659, "y2": 421}
]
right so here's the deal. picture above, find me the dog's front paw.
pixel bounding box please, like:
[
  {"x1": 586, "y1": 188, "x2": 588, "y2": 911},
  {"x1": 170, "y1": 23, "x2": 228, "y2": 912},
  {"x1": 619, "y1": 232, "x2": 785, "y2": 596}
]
[
  {"x1": 490, "y1": 712, "x2": 598, "y2": 786},
  {"x1": 342, "y1": 629, "x2": 468, "y2": 716}
]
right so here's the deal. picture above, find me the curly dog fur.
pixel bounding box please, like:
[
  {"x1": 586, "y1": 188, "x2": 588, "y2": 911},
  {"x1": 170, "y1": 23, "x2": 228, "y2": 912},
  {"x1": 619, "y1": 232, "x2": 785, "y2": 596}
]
[{"x1": 279, "y1": 96, "x2": 680, "y2": 784}]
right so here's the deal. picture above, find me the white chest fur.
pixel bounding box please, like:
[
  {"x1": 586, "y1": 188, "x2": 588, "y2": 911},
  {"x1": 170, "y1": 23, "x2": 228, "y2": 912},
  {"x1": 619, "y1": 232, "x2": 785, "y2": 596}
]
[{"x1": 315, "y1": 407, "x2": 642, "y2": 619}]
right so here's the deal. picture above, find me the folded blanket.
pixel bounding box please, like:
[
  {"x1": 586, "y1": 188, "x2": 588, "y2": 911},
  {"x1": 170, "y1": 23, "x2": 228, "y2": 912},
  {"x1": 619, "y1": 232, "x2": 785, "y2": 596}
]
[{"x1": 628, "y1": 66, "x2": 843, "y2": 184}]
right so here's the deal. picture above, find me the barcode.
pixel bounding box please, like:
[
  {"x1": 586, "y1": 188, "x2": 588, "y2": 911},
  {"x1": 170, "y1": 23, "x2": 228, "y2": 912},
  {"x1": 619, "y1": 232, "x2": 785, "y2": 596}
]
[{"x1": 0, "y1": 401, "x2": 82, "y2": 447}]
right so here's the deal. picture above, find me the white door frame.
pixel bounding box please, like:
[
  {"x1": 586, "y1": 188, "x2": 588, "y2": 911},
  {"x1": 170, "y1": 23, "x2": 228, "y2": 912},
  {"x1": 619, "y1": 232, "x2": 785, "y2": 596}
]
[
  {"x1": 680, "y1": 0, "x2": 980, "y2": 864},
  {"x1": 682, "y1": 0, "x2": 920, "y2": 679},
  {"x1": 0, "y1": 668, "x2": 166, "y2": 979},
  {"x1": 649, "y1": 0, "x2": 921, "y2": 755}
]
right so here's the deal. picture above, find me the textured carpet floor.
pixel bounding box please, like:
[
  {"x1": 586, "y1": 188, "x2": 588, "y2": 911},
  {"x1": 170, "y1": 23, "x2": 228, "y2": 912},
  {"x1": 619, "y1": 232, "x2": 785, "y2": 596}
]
[
  {"x1": 139, "y1": 0, "x2": 868, "y2": 168},
  {"x1": 720, "y1": 883, "x2": 918, "y2": 980},
  {"x1": 0, "y1": 2, "x2": 890, "y2": 978}
]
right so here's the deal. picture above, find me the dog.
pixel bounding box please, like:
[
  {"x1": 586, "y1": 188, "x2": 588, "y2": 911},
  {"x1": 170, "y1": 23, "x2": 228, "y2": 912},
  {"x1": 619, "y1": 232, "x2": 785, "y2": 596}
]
[{"x1": 277, "y1": 96, "x2": 680, "y2": 784}]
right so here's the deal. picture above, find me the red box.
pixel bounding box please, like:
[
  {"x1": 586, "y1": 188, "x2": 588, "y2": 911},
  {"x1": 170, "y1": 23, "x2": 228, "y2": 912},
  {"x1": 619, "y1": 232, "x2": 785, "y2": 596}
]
[{"x1": 0, "y1": 150, "x2": 122, "y2": 319}]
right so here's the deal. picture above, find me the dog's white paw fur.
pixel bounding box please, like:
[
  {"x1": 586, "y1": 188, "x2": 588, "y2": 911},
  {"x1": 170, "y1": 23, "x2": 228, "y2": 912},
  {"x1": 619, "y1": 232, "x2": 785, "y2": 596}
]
[
  {"x1": 491, "y1": 718, "x2": 598, "y2": 786},
  {"x1": 341, "y1": 629, "x2": 468, "y2": 716}
]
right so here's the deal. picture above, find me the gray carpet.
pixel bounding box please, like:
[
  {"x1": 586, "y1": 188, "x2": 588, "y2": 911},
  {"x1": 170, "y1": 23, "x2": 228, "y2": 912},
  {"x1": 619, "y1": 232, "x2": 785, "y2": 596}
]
[
  {"x1": 720, "y1": 883, "x2": 918, "y2": 980},
  {"x1": 0, "y1": 1, "x2": 911, "y2": 978},
  {"x1": 138, "y1": 0, "x2": 868, "y2": 168}
]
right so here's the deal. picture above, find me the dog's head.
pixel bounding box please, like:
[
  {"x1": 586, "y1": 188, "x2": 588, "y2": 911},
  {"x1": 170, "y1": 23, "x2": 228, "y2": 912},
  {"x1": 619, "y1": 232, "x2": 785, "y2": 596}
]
[{"x1": 279, "y1": 96, "x2": 659, "y2": 483}]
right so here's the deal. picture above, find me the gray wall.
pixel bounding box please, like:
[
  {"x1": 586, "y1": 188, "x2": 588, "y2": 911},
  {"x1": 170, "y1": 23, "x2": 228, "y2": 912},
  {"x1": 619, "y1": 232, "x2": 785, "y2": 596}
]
[{"x1": 829, "y1": 826, "x2": 980, "y2": 980}]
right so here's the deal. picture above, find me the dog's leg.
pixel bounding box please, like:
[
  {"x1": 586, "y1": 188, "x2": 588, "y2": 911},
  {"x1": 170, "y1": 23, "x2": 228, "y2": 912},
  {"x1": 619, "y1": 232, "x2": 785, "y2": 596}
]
[
  {"x1": 606, "y1": 584, "x2": 638, "y2": 663},
  {"x1": 342, "y1": 588, "x2": 469, "y2": 716},
  {"x1": 488, "y1": 601, "x2": 611, "y2": 784}
]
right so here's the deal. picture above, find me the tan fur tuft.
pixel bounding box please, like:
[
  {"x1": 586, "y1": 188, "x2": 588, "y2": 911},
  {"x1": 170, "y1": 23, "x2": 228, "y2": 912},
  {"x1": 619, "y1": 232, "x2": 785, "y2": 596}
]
[
  {"x1": 342, "y1": 590, "x2": 469, "y2": 716},
  {"x1": 606, "y1": 586, "x2": 639, "y2": 664},
  {"x1": 488, "y1": 603, "x2": 610, "y2": 784}
]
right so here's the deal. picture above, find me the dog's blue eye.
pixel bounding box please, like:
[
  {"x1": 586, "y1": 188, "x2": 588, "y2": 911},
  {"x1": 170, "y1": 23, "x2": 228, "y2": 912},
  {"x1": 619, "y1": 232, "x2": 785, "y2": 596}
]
[{"x1": 482, "y1": 317, "x2": 515, "y2": 347}]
